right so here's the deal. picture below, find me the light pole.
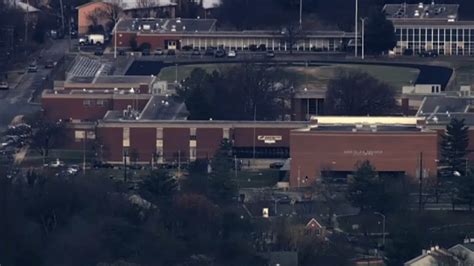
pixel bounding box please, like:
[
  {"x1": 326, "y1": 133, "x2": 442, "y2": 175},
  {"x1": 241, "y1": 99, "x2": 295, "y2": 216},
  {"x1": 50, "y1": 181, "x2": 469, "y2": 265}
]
[
  {"x1": 354, "y1": 0, "x2": 358, "y2": 57},
  {"x1": 299, "y1": 0, "x2": 303, "y2": 29},
  {"x1": 360, "y1": 17, "x2": 367, "y2": 59},
  {"x1": 374, "y1": 212, "x2": 386, "y2": 247}
]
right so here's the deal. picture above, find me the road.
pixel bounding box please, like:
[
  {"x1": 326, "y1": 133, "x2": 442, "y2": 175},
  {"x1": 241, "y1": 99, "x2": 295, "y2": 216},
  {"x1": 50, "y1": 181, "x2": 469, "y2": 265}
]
[{"x1": 0, "y1": 40, "x2": 69, "y2": 130}]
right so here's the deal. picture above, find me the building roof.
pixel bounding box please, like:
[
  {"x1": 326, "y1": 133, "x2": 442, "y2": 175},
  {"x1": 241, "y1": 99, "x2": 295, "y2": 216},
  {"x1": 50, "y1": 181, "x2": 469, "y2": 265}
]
[
  {"x1": 116, "y1": 18, "x2": 217, "y2": 33},
  {"x1": 417, "y1": 95, "x2": 471, "y2": 116},
  {"x1": 383, "y1": 3, "x2": 459, "y2": 22},
  {"x1": 293, "y1": 116, "x2": 428, "y2": 133},
  {"x1": 67, "y1": 75, "x2": 155, "y2": 86},
  {"x1": 311, "y1": 116, "x2": 422, "y2": 126},
  {"x1": 77, "y1": 0, "x2": 176, "y2": 10},
  {"x1": 6, "y1": 0, "x2": 40, "y2": 13},
  {"x1": 404, "y1": 247, "x2": 460, "y2": 266}
]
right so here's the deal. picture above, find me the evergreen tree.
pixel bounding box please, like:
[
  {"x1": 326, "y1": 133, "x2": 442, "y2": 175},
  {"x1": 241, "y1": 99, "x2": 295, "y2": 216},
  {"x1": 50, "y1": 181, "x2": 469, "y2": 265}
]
[
  {"x1": 209, "y1": 139, "x2": 237, "y2": 203},
  {"x1": 365, "y1": 9, "x2": 397, "y2": 55},
  {"x1": 440, "y1": 118, "x2": 470, "y2": 176},
  {"x1": 346, "y1": 160, "x2": 384, "y2": 211}
]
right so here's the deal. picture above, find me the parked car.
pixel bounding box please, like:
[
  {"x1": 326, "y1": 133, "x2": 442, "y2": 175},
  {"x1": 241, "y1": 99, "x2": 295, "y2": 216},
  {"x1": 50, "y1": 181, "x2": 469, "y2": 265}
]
[
  {"x1": 266, "y1": 50, "x2": 275, "y2": 58},
  {"x1": 182, "y1": 45, "x2": 193, "y2": 51},
  {"x1": 204, "y1": 47, "x2": 215, "y2": 56},
  {"x1": 167, "y1": 49, "x2": 176, "y2": 56},
  {"x1": 142, "y1": 48, "x2": 151, "y2": 56},
  {"x1": 192, "y1": 48, "x2": 201, "y2": 56},
  {"x1": 67, "y1": 165, "x2": 80, "y2": 175},
  {"x1": 269, "y1": 161, "x2": 284, "y2": 169},
  {"x1": 419, "y1": 50, "x2": 438, "y2": 57},
  {"x1": 0, "y1": 81, "x2": 8, "y2": 90},
  {"x1": 215, "y1": 49, "x2": 226, "y2": 58},
  {"x1": 94, "y1": 48, "x2": 104, "y2": 56},
  {"x1": 228, "y1": 50, "x2": 237, "y2": 58},
  {"x1": 78, "y1": 37, "x2": 88, "y2": 46},
  {"x1": 118, "y1": 49, "x2": 127, "y2": 56},
  {"x1": 49, "y1": 159, "x2": 65, "y2": 168},
  {"x1": 45, "y1": 60, "x2": 56, "y2": 69},
  {"x1": 28, "y1": 62, "x2": 38, "y2": 72},
  {"x1": 154, "y1": 48, "x2": 164, "y2": 55}
]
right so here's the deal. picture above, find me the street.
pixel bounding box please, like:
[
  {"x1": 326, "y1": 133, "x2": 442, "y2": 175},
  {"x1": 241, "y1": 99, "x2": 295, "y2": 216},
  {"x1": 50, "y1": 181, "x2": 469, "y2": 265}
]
[{"x1": 0, "y1": 39, "x2": 70, "y2": 129}]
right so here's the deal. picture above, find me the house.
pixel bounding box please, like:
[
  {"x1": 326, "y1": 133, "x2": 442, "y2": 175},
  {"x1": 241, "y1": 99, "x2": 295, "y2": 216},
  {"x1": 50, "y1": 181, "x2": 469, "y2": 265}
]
[
  {"x1": 305, "y1": 218, "x2": 326, "y2": 238},
  {"x1": 404, "y1": 246, "x2": 462, "y2": 266},
  {"x1": 77, "y1": 0, "x2": 177, "y2": 34},
  {"x1": 448, "y1": 239, "x2": 474, "y2": 265}
]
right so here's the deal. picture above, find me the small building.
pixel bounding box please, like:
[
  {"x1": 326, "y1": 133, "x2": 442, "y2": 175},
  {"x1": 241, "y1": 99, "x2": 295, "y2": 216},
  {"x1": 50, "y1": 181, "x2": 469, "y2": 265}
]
[
  {"x1": 449, "y1": 238, "x2": 474, "y2": 265},
  {"x1": 404, "y1": 246, "x2": 461, "y2": 266},
  {"x1": 305, "y1": 218, "x2": 326, "y2": 238},
  {"x1": 77, "y1": 0, "x2": 176, "y2": 35}
]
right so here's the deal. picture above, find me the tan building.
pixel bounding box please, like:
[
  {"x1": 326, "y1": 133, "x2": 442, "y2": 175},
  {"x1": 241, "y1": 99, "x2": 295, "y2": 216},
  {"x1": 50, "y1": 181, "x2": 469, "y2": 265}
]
[{"x1": 77, "y1": 0, "x2": 176, "y2": 35}]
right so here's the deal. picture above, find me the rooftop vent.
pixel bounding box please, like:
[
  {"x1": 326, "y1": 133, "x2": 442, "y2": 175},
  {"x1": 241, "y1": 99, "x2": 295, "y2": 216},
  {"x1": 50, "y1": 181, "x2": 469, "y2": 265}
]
[
  {"x1": 142, "y1": 24, "x2": 151, "y2": 31},
  {"x1": 176, "y1": 17, "x2": 181, "y2": 23},
  {"x1": 418, "y1": 2, "x2": 424, "y2": 9}
]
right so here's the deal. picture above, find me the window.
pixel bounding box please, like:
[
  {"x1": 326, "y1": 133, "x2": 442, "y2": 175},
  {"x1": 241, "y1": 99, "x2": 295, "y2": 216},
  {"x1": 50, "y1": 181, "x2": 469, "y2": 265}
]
[
  {"x1": 75, "y1": 130, "x2": 85, "y2": 142},
  {"x1": 83, "y1": 99, "x2": 91, "y2": 106},
  {"x1": 97, "y1": 99, "x2": 106, "y2": 106},
  {"x1": 156, "y1": 128, "x2": 163, "y2": 139},
  {"x1": 123, "y1": 127, "x2": 130, "y2": 147},
  {"x1": 190, "y1": 128, "x2": 196, "y2": 140},
  {"x1": 223, "y1": 128, "x2": 230, "y2": 139}
]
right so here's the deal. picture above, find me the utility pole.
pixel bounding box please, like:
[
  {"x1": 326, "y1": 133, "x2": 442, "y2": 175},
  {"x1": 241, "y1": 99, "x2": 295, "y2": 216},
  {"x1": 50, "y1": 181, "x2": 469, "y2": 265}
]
[
  {"x1": 59, "y1": 0, "x2": 65, "y2": 34},
  {"x1": 177, "y1": 150, "x2": 181, "y2": 177},
  {"x1": 82, "y1": 133, "x2": 87, "y2": 175},
  {"x1": 418, "y1": 152, "x2": 423, "y2": 212},
  {"x1": 299, "y1": 0, "x2": 303, "y2": 29},
  {"x1": 354, "y1": 0, "x2": 358, "y2": 57},
  {"x1": 234, "y1": 155, "x2": 238, "y2": 178},
  {"x1": 252, "y1": 105, "x2": 256, "y2": 160},
  {"x1": 360, "y1": 17, "x2": 366, "y2": 59},
  {"x1": 25, "y1": 0, "x2": 29, "y2": 44},
  {"x1": 123, "y1": 149, "x2": 128, "y2": 182}
]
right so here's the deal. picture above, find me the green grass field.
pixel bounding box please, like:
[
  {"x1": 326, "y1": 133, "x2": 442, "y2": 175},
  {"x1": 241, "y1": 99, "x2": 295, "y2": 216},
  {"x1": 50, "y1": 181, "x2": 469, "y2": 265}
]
[{"x1": 158, "y1": 63, "x2": 419, "y2": 91}]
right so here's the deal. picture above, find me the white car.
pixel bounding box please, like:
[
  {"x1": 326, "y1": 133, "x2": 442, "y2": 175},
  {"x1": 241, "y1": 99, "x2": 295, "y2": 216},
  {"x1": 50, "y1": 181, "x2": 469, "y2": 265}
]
[
  {"x1": 49, "y1": 159, "x2": 65, "y2": 168},
  {"x1": 228, "y1": 50, "x2": 237, "y2": 58},
  {"x1": 0, "y1": 81, "x2": 8, "y2": 90}
]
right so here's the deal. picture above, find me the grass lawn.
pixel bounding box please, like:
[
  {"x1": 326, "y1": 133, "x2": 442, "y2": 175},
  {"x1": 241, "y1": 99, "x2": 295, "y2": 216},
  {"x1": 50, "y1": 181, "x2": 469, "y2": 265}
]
[
  {"x1": 287, "y1": 64, "x2": 419, "y2": 91},
  {"x1": 158, "y1": 64, "x2": 235, "y2": 83},
  {"x1": 158, "y1": 63, "x2": 419, "y2": 92},
  {"x1": 232, "y1": 169, "x2": 280, "y2": 188}
]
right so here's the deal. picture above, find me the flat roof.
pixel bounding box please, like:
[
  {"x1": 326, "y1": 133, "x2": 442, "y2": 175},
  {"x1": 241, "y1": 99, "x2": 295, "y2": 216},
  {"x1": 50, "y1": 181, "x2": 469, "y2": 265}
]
[
  {"x1": 310, "y1": 116, "x2": 422, "y2": 125},
  {"x1": 309, "y1": 125, "x2": 423, "y2": 132},
  {"x1": 116, "y1": 18, "x2": 217, "y2": 33},
  {"x1": 67, "y1": 75, "x2": 155, "y2": 85},
  {"x1": 418, "y1": 95, "x2": 471, "y2": 115},
  {"x1": 115, "y1": 18, "x2": 353, "y2": 38},
  {"x1": 383, "y1": 3, "x2": 459, "y2": 21}
]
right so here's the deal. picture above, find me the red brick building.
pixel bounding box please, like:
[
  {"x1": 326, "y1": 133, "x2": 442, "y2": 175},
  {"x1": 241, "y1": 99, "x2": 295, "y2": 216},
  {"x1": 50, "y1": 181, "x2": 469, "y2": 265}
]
[{"x1": 290, "y1": 117, "x2": 438, "y2": 187}]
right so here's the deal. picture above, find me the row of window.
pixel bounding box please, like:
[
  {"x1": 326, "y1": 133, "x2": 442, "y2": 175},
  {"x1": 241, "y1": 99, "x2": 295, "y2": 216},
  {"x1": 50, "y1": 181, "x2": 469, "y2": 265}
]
[
  {"x1": 396, "y1": 28, "x2": 474, "y2": 42},
  {"x1": 83, "y1": 99, "x2": 107, "y2": 107}
]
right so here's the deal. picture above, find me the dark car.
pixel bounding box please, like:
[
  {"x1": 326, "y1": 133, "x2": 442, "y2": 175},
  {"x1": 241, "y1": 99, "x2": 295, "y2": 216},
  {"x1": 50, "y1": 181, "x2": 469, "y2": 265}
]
[
  {"x1": 215, "y1": 49, "x2": 226, "y2": 58},
  {"x1": 167, "y1": 49, "x2": 176, "y2": 56},
  {"x1": 269, "y1": 162, "x2": 284, "y2": 169},
  {"x1": 118, "y1": 49, "x2": 126, "y2": 56},
  {"x1": 94, "y1": 48, "x2": 104, "y2": 56},
  {"x1": 266, "y1": 50, "x2": 275, "y2": 58},
  {"x1": 204, "y1": 47, "x2": 215, "y2": 56},
  {"x1": 142, "y1": 48, "x2": 151, "y2": 56},
  {"x1": 192, "y1": 48, "x2": 201, "y2": 56},
  {"x1": 45, "y1": 60, "x2": 56, "y2": 69},
  {"x1": 419, "y1": 50, "x2": 438, "y2": 57},
  {"x1": 182, "y1": 45, "x2": 193, "y2": 51},
  {"x1": 249, "y1": 44, "x2": 258, "y2": 51}
]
